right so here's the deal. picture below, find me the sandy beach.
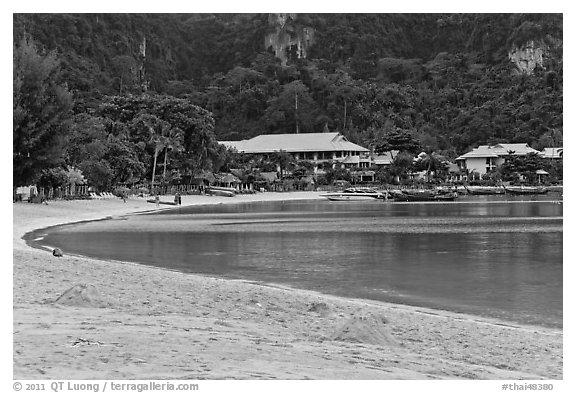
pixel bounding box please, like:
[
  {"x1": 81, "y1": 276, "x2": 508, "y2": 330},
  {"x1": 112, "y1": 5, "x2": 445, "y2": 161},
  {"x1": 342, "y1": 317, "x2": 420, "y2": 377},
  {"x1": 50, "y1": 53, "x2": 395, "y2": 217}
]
[{"x1": 13, "y1": 192, "x2": 562, "y2": 379}]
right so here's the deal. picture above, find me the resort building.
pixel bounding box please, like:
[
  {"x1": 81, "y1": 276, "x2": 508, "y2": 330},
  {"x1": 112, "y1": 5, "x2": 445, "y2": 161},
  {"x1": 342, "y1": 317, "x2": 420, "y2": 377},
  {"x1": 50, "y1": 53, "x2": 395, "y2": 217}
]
[
  {"x1": 540, "y1": 147, "x2": 563, "y2": 160},
  {"x1": 455, "y1": 143, "x2": 542, "y2": 176},
  {"x1": 371, "y1": 151, "x2": 398, "y2": 167},
  {"x1": 220, "y1": 132, "x2": 370, "y2": 173}
]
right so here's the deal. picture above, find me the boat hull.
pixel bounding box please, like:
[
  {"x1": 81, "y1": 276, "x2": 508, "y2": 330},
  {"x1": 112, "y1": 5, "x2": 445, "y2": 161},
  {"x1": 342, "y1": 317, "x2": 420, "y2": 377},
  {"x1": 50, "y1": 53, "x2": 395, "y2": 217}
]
[
  {"x1": 464, "y1": 187, "x2": 505, "y2": 195},
  {"x1": 147, "y1": 200, "x2": 178, "y2": 206},
  {"x1": 321, "y1": 188, "x2": 385, "y2": 201},
  {"x1": 505, "y1": 187, "x2": 548, "y2": 195},
  {"x1": 323, "y1": 194, "x2": 384, "y2": 201},
  {"x1": 391, "y1": 190, "x2": 456, "y2": 202},
  {"x1": 206, "y1": 187, "x2": 236, "y2": 197}
]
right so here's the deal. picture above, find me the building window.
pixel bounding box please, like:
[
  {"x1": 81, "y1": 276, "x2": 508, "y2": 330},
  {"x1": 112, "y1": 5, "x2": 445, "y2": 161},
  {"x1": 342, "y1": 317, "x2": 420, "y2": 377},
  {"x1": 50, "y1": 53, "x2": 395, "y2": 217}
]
[{"x1": 485, "y1": 157, "x2": 496, "y2": 172}]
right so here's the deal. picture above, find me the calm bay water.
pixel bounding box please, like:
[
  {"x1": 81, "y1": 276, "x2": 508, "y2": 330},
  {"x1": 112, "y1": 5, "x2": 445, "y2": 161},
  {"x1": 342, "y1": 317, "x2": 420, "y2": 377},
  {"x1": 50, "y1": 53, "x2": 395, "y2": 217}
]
[{"x1": 36, "y1": 195, "x2": 563, "y2": 327}]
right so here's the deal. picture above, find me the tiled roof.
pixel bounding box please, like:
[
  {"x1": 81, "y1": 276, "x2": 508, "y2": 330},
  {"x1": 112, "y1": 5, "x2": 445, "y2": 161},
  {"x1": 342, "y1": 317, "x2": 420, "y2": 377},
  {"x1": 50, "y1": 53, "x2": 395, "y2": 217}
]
[
  {"x1": 194, "y1": 171, "x2": 216, "y2": 182},
  {"x1": 342, "y1": 155, "x2": 360, "y2": 164},
  {"x1": 216, "y1": 173, "x2": 240, "y2": 183},
  {"x1": 219, "y1": 132, "x2": 369, "y2": 154},
  {"x1": 220, "y1": 141, "x2": 246, "y2": 151},
  {"x1": 372, "y1": 151, "x2": 398, "y2": 165},
  {"x1": 259, "y1": 172, "x2": 278, "y2": 182},
  {"x1": 456, "y1": 146, "x2": 501, "y2": 160},
  {"x1": 456, "y1": 143, "x2": 540, "y2": 160},
  {"x1": 541, "y1": 147, "x2": 563, "y2": 158},
  {"x1": 495, "y1": 143, "x2": 541, "y2": 155}
]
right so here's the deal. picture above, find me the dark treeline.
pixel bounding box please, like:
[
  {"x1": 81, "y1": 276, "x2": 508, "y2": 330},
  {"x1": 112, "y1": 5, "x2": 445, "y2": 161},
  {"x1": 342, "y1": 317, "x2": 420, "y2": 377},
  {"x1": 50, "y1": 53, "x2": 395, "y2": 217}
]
[{"x1": 13, "y1": 13, "x2": 563, "y2": 190}]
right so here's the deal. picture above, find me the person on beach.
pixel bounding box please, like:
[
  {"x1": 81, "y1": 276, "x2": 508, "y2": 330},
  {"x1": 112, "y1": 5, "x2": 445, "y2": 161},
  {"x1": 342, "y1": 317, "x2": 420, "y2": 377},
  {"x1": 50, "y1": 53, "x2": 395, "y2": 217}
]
[{"x1": 155, "y1": 194, "x2": 160, "y2": 207}]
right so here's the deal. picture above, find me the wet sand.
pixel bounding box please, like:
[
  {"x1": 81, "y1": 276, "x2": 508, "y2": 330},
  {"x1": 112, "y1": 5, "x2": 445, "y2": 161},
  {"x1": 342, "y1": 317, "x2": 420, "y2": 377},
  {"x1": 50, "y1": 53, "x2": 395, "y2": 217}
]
[{"x1": 13, "y1": 193, "x2": 562, "y2": 379}]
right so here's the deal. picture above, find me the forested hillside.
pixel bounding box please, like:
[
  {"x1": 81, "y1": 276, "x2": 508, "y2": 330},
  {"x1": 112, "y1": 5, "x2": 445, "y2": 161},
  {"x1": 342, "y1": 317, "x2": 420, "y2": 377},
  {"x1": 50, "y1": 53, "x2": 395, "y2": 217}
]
[{"x1": 13, "y1": 13, "x2": 563, "y2": 189}]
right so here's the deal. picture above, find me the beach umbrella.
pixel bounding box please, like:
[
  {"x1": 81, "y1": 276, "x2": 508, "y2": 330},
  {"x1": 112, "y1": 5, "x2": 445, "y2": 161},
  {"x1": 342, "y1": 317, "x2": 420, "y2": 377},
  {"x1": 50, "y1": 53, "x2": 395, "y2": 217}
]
[{"x1": 536, "y1": 169, "x2": 549, "y2": 184}]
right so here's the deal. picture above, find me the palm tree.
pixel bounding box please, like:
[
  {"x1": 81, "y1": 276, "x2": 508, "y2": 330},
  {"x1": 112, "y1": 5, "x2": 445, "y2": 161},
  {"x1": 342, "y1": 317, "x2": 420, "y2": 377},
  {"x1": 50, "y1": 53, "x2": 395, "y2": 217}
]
[
  {"x1": 130, "y1": 113, "x2": 169, "y2": 194},
  {"x1": 420, "y1": 151, "x2": 446, "y2": 182},
  {"x1": 272, "y1": 150, "x2": 294, "y2": 180},
  {"x1": 161, "y1": 126, "x2": 184, "y2": 182},
  {"x1": 390, "y1": 152, "x2": 414, "y2": 183}
]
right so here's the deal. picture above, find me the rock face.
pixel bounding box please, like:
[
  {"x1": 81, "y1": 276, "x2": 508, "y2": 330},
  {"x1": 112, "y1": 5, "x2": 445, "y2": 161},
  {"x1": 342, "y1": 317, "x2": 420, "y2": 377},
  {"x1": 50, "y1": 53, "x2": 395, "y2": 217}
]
[
  {"x1": 509, "y1": 40, "x2": 546, "y2": 75},
  {"x1": 137, "y1": 36, "x2": 150, "y2": 92},
  {"x1": 265, "y1": 13, "x2": 315, "y2": 66}
]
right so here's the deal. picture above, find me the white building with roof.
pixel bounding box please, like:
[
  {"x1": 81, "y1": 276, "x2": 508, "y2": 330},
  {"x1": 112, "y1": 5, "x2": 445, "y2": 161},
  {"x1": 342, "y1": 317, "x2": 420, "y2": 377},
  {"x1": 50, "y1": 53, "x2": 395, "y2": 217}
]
[
  {"x1": 455, "y1": 143, "x2": 542, "y2": 175},
  {"x1": 540, "y1": 147, "x2": 563, "y2": 159},
  {"x1": 371, "y1": 151, "x2": 399, "y2": 166},
  {"x1": 220, "y1": 132, "x2": 370, "y2": 173}
]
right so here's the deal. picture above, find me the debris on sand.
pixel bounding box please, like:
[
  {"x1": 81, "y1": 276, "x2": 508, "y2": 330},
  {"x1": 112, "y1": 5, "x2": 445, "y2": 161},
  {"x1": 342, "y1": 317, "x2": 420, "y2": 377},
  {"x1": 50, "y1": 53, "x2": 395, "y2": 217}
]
[
  {"x1": 307, "y1": 302, "x2": 331, "y2": 316},
  {"x1": 52, "y1": 248, "x2": 63, "y2": 257},
  {"x1": 69, "y1": 337, "x2": 104, "y2": 347},
  {"x1": 329, "y1": 313, "x2": 396, "y2": 346},
  {"x1": 55, "y1": 284, "x2": 109, "y2": 308}
]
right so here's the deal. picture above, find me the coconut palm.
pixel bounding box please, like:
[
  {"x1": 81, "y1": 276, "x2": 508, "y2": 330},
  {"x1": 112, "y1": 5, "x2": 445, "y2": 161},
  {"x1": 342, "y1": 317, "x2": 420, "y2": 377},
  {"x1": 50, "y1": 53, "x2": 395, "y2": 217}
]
[
  {"x1": 419, "y1": 151, "x2": 447, "y2": 182},
  {"x1": 271, "y1": 149, "x2": 294, "y2": 180},
  {"x1": 129, "y1": 113, "x2": 170, "y2": 194},
  {"x1": 161, "y1": 126, "x2": 184, "y2": 182}
]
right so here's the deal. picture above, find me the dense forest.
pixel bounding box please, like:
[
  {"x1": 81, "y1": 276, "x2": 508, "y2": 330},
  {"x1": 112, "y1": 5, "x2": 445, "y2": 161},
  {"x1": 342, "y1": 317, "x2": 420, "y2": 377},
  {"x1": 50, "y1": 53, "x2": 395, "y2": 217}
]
[{"x1": 13, "y1": 13, "x2": 563, "y2": 191}]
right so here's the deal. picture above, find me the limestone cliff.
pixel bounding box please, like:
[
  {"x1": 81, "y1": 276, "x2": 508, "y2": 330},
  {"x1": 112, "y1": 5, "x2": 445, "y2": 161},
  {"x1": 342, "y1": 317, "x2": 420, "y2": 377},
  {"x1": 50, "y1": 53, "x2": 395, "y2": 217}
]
[
  {"x1": 508, "y1": 40, "x2": 546, "y2": 75},
  {"x1": 265, "y1": 13, "x2": 315, "y2": 66},
  {"x1": 137, "y1": 37, "x2": 150, "y2": 91}
]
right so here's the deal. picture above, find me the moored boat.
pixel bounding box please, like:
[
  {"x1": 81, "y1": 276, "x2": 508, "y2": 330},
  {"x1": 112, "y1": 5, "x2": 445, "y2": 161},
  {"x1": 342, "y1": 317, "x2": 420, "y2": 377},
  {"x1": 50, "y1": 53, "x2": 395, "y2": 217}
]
[
  {"x1": 321, "y1": 187, "x2": 386, "y2": 201},
  {"x1": 205, "y1": 186, "x2": 237, "y2": 197},
  {"x1": 391, "y1": 189, "x2": 456, "y2": 202},
  {"x1": 463, "y1": 184, "x2": 505, "y2": 195},
  {"x1": 147, "y1": 199, "x2": 178, "y2": 205},
  {"x1": 504, "y1": 185, "x2": 549, "y2": 195}
]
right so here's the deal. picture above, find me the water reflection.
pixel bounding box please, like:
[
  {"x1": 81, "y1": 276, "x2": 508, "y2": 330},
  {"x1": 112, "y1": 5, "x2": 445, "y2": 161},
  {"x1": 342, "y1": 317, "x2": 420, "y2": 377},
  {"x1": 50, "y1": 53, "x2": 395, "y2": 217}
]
[{"x1": 39, "y1": 198, "x2": 563, "y2": 327}]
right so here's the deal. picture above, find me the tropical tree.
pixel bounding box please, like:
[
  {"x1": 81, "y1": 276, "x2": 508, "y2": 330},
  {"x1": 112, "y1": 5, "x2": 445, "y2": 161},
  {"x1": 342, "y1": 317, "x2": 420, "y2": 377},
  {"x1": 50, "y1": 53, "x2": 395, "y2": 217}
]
[
  {"x1": 499, "y1": 152, "x2": 546, "y2": 183},
  {"x1": 323, "y1": 167, "x2": 352, "y2": 185},
  {"x1": 78, "y1": 160, "x2": 114, "y2": 191},
  {"x1": 374, "y1": 127, "x2": 421, "y2": 156},
  {"x1": 13, "y1": 36, "x2": 73, "y2": 187},
  {"x1": 105, "y1": 137, "x2": 147, "y2": 186},
  {"x1": 328, "y1": 70, "x2": 362, "y2": 131},
  {"x1": 160, "y1": 126, "x2": 184, "y2": 181},
  {"x1": 263, "y1": 80, "x2": 317, "y2": 134},
  {"x1": 292, "y1": 160, "x2": 314, "y2": 179},
  {"x1": 97, "y1": 94, "x2": 218, "y2": 179},
  {"x1": 271, "y1": 150, "x2": 294, "y2": 180},
  {"x1": 36, "y1": 167, "x2": 69, "y2": 191},
  {"x1": 129, "y1": 113, "x2": 170, "y2": 191},
  {"x1": 66, "y1": 113, "x2": 147, "y2": 189},
  {"x1": 389, "y1": 151, "x2": 415, "y2": 183},
  {"x1": 417, "y1": 151, "x2": 448, "y2": 182}
]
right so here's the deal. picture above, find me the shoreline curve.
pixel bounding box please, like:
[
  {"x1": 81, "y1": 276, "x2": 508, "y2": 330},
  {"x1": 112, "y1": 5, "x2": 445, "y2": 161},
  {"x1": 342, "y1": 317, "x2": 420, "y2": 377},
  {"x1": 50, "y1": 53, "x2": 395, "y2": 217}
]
[{"x1": 13, "y1": 192, "x2": 563, "y2": 380}]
